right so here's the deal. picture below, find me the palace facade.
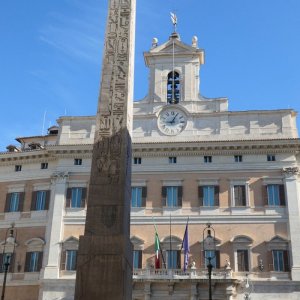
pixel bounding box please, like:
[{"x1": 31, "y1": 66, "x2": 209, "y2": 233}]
[{"x1": 0, "y1": 32, "x2": 300, "y2": 300}]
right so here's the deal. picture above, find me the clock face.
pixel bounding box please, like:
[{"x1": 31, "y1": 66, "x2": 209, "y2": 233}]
[{"x1": 158, "y1": 108, "x2": 187, "y2": 135}]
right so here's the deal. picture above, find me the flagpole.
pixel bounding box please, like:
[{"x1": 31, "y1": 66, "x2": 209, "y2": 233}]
[
  {"x1": 181, "y1": 216, "x2": 190, "y2": 250},
  {"x1": 169, "y1": 213, "x2": 172, "y2": 269},
  {"x1": 153, "y1": 218, "x2": 167, "y2": 269}
]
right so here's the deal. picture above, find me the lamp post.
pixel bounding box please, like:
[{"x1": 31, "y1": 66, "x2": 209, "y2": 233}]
[
  {"x1": 203, "y1": 223, "x2": 216, "y2": 300},
  {"x1": 243, "y1": 273, "x2": 254, "y2": 300},
  {"x1": 1, "y1": 225, "x2": 17, "y2": 300}
]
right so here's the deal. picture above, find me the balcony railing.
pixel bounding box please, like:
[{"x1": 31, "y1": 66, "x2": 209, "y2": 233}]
[{"x1": 133, "y1": 268, "x2": 232, "y2": 280}]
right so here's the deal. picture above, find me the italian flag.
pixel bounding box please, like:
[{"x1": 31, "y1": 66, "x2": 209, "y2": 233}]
[{"x1": 155, "y1": 232, "x2": 160, "y2": 269}]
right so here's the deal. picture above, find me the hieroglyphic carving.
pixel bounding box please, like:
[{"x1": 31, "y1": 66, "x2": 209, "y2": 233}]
[
  {"x1": 93, "y1": 0, "x2": 134, "y2": 185},
  {"x1": 96, "y1": 0, "x2": 133, "y2": 143}
]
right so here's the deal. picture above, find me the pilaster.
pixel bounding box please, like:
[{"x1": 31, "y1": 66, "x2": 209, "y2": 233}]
[
  {"x1": 283, "y1": 167, "x2": 300, "y2": 280},
  {"x1": 41, "y1": 171, "x2": 68, "y2": 280}
]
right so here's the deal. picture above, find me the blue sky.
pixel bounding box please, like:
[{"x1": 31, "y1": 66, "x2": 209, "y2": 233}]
[{"x1": 1, "y1": 0, "x2": 300, "y2": 150}]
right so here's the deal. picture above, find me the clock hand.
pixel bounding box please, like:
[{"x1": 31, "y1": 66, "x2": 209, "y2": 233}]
[{"x1": 170, "y1": 113, "x2": 178, "y2": 124}]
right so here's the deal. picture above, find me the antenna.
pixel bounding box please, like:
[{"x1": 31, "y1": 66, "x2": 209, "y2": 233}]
[{"x1": 42, "y1": 110, "x2": 47, "y2": 135}]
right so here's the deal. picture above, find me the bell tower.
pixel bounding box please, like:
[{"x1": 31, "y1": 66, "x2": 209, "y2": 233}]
[{"x1": 143, "y1": 33, "x2": 205, "y2": 103}]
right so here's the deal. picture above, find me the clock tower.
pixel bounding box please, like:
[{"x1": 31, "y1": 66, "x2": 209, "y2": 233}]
[{"x1": 143, "y1": 32, "x2": 205, "y2": 104}]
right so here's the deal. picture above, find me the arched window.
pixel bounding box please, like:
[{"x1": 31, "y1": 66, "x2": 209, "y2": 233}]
[{"x1": 167, "y1": 71, "x2": 180, "y2": 104}]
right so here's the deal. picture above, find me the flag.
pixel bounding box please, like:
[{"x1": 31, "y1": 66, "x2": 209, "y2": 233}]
[
  {"x1": 154, "y1": 232, "x2": 160, "y2": 269},
  {"x1": 182, "y1": 222, "x2": 190, "y2": 271},
  {"x1": 170, "y1": 12, "x2": 177, "y2": 25}
]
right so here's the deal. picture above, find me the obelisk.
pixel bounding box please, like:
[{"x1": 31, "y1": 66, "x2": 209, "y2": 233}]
[{"x1": 74, "y1": 0, "x2": 136, "y2": 299}]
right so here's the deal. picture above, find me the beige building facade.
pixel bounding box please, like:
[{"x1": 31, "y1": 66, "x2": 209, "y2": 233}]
[{"x1": 0, "y1": 32, "x2": 300, "y2": 299}]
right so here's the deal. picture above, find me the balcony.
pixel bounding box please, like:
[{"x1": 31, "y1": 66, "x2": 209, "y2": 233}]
[{"x1": 133, "y1": 268, "x2": 232, "y2": 280}]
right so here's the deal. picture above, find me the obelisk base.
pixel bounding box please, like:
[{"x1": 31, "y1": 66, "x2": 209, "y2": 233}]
[{"x1": 74, "y1": 235, "x2": 133, "y2": 300}]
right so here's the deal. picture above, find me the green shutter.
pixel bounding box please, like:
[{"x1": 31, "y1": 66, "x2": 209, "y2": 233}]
[
  {"x1": 199, "y1": 186, "x2": 203, "y2": 206},
  {"x1": 279, "y1": 185, "x2": 286, "y2": 206},
  {"x1": 31, "y1": 191, "x2": 37, "y2": 211},
  {"x1": 142, "y1": 187, "x2": 147, "y2": 207},
  {"x1": 214, "y1": 186, "x2": 219, "y2": 206}
]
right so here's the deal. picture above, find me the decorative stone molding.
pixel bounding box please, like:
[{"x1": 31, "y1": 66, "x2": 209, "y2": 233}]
[
  {"x1": 282, "y1": 167, "x2": 299, "y2": 176},
  {"x1": 51, "y1": 171, "x2": 69, "y2": 183}
]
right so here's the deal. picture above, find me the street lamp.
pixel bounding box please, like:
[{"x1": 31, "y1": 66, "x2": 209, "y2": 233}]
[
  {"x1": 1, "y1": 225, "x2": 17, "y2": 300},
  {"x1": 243, "y1": 273, "x2": 254, "y2": 300},
  {"x1": 203, "y1": 223, "x2": 216, "y2": 300}
]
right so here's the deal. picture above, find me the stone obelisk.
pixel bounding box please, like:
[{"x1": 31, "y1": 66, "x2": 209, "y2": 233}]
[{"x1": 74, "y1": 0, "x2": 136, "y2": 299}]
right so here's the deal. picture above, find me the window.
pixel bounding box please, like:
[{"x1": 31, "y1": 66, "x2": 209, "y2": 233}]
[
  {"x1": 204, "y1": 156, "x2": 212, "y2": 163},
  {"x1": 133, "y1": 250, "x2": 142, "y2": 269},
  {"x1": 5, "y1": 192, "x2": 24, "y2": 212},
  {"x1": 203, "y1": 250, "x2": 220, "y2": 269},
  {"x1": 0, "y1": 253, "x2": 14, "y2": 273},
  {"x1": 234, "y1": 155, "x2": 243, "y2": 163},
  {"x1": 162, "y1": 186, "x2": 182, "y2": 207},
  {"x1": 169, "y1": 157, "x2": 177, "y2": 164},
  {"x1": 237, "y1": 250, "x2": 249, "y2": 271},
  {"x1": 41, "y1": 162, "x2": 48, "y2": 169},
  {"x1": 31, "y1": 190, "x2": 50, "y2": 211},
  {"x1": 60, "y1": 237, "x2": 78, "y2": 271},
  {"x1": 266, "y1": 184, "x2": 285, "y2": 206},
  {"x1": 66, "y1": 250, "x2": 77, "y2": 270},
  {"x1": 272, "y1": 250, "x2": 289, "y2": 272},
  {"x1": 234, "y1": 185, "x2": 246, "y2": 206},
  {"x1": 167, "y1": 71, "x2": 180, "y2": 104},
  {"x1": 133, "y1": 157, "x2": 142, "y2": 165},
  {"x1": 199, "y1": 186, "x2": 219, "y2": 207},
  {"x1": 131, "y1": 187, "x2": 146, "y2": 207},
  {"x1": 15, "y1": 165, "x2": 22, "y2": 172},
  {"x1": 167, "y1": 250, "x2": 180, "y2": 269},
  {"x1": 66, "y1": 187, "x2": 86, "y2": 208},
  {"x1": 267, "y1": 154, "x2": 276, "y2": 162},
  {"x1": 25, "y1": 251, "x2": 43, "y2": 272},
  {"x1": 74, "y1": 158, "x2": 82, "y2": 166}
]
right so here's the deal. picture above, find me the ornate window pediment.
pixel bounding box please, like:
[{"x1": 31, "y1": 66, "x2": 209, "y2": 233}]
[
  {"x1": 62, "y1": 236, "x2": 79, "y2": 251},
  {"x1": 268, "y1": 235, "x2": 289, "y2": 250},
  {"x1": 131, "y1": 236, "x2": 145, "y2": 250},
  {"x1": 25, "y1": 237, "x2": 45, "y2": 252}
]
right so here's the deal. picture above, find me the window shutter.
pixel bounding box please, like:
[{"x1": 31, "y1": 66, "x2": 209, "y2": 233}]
[
  {"x1": 19, "y1": 192, "x2": 25, "y2": 212},
  {"x1": 24, "y1": 252, "x2": 31, "y2": 272},
  {"x1": 5, "y1": 193, "x2": 11, "y2": 212},
  {"x1": 45, "y1": 190, "x2": 50, "y2": 210},
  {"x1": 234, "y1": 186, "x2": 239, "y2": 205},
  {"x1": 214, "y1": 186, "x2": 219, "y2": 206},
  {"x1": 283, "y1": 250, "x2": 289, "y2": 271},
  {"x1": 177, "y1": 250, "x2": 181, "y2": 269},
  {"x1": 9, "y1": 253, "x2": 15, "y2": 273},
  {"x1": 241, "y1": 186, "x2": 246, "y2": 206},
  {"x1": 162, "y1": 187, "x2": 167, "y2": 206},
  {"x1": 178, "y1": 186, "x2": 183, "y2": 207},
  {"x1": 31, "y1": 191, "x2": 37, "y2": 211},
  {"x1": 215, "y1": 250, "x2": 220, "y2": 269},
  {"x1": 142, "y1": 187, "x2": 147, "y2": 207},
  {"x1": 37, "y1": 252, "x2": 43, "y2": 271},
  {"x1": 198, "y1": 186, "x2": 203, "y2": 206},
  {"x1": 244, "y1": 250, "x2": 249, "y2": 271},
  {"x1": 263, "y1": 185, "x2": 268, "y2": 206},
  {"x1": 201, "y1": 250, "x2": 205, "y2": 268},
  {"x1": 279, "y1": 185, "x2": 286, "y2": 206},
  {"x1": 138, "y1": 250, "x2": 142, "y2": 269},
  {"x1": 0, "y1": 254, "x2": 3, "y2": 273},
  {"x1": 60, "y1": 250, "x2": 66, "y2": 271},
  {"x1": 81, "y1": 188, "x2": 87, "y2": 208},
  {"x1": 66, "y1": 188, "x2": 72, "y2": 208},
  {"x1": 268, "y1": 251, "x2": 273, "y2": 271}
]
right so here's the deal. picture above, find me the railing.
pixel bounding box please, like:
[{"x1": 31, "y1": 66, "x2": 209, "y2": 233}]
[{"x1": 132, "y1": 268, "x2": 232, "y2": 280}]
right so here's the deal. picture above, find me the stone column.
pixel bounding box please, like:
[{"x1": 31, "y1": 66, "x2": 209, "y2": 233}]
[
  {"x1": 74, "y1": 0, "x2": 136, "y2": 299},
  {"x1": 283, "y1": 167, "x2": 300, "y2": 280},
  {"x1": 41, "y1": 171, "x2": 68, "y2": 280}
]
